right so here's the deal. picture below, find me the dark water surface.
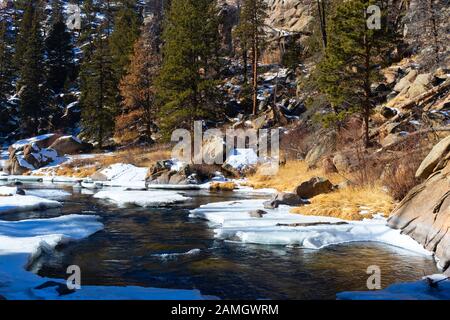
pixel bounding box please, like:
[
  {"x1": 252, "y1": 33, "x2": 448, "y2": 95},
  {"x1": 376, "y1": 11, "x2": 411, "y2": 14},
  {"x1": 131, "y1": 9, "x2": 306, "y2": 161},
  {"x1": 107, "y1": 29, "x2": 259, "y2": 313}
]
[{"x1": 1, "y1": 183, "x2": 439, "y2": 300}]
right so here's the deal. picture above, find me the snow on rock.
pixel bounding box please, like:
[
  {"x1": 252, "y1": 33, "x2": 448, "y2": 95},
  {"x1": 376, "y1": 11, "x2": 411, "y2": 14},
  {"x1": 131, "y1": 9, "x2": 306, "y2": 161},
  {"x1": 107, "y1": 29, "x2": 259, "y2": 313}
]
[
  {"x1": 337, "y1": 275, "x2": 450, "y2": 300},
  {"x1": 0, "y1": 194, "x2": 62, "y2": 214},
  {"x1": 94, "y1": 190, "x2": 190, "y2": 207},
  {"x1": 11, "y1": 134, "x2": 56, "y2": 150},
  {"x1": 94, "y1": 163, "x2": 148, "y2": 188},
  {"x1": 0, "y1": 214, "x2": 207, "y2": 300},
  {"x1": 224, "y1": 148, "x2": 258, "y2": 172},
  {"x1": 189, "y1": 200, "x2": 431, "y2": 255}
]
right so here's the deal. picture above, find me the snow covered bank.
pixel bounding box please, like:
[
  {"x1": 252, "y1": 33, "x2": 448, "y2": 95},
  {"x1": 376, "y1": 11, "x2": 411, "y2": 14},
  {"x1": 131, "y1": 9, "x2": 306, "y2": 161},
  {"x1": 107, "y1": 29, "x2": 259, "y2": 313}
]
[
  {"x1": 0, "y1": 215, "x2": 206, "y2": 300},
  {"x1": 337, "y1": 275, "x2": 450, "y2": 300},
  {"x1": 93, "y1": 163, "x2": 148, "y2": 188},
  {"x1": 94, "y1": 190, "x2": 190, "y2": 207},
  {"x1": 189, "y1": 200, "x2": 431, "y2": 255},
  {"x1": 0, "y1": 194, "x2": 62, "y2": 214}
]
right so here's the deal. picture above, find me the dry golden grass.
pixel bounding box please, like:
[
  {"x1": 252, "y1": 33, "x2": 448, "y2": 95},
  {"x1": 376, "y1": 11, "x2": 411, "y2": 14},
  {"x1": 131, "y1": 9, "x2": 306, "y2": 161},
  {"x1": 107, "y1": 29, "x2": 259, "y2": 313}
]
[
  {"x1": 40, "y1": 145, "x2": 172, "y2": 178},
  {"x1": 209, "y1": 182, "x2": 237, "y2": 191},
  {"x1": 247, "y1": 160, "x2": 344, "y2": 192},
  {"x1": 97, "y1": 146, "x2": 171, "y2": 168},
  {"x1": 291, "y1": 186, "x2": 395, "y2": 221}
]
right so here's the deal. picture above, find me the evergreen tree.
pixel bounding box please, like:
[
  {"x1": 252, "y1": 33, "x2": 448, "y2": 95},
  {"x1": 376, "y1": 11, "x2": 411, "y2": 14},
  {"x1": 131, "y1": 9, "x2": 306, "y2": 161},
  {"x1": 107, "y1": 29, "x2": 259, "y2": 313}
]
[
  {"x1": 79, "y1": 0, "x2": 98, "y2": 58},
  {"x1": 115, "y1": 24, "x2": 161, "y2": 146},
  {"x1": 0, "y1": 20, "x2": 14, "y2": 108},
  {"x1": 0, "y1": 19, "x2": 17, "y2": 136},
  {"x1": 235, "y1": 0, "x2": 268, "y2": 115},
  {"x1": 14, "y1": 0, "x2": 35, "y2": 69},
  {"x1": 109, "y1": 0, "x2": 142, "y2": 83},
  {"x1": 156, "y1": 0, "x2": 221, "y2": 139},
  {"x1": 317, "y1": 0, "x2": 397, "y2": 148},
  {"x1": 17, "y1": 1, "x2": 46, "y2": 137},
  {"x1": 80, "y1": 28, "x2": 116, "y2": 148},
  {"x1": 45, "y1": 0, "x2": 74, "y2": 94}
]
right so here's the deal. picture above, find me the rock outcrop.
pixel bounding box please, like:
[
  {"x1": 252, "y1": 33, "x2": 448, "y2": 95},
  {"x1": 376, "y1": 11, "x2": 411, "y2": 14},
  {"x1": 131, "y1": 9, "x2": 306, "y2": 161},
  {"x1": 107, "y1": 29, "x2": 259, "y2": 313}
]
[
  {"x1": 415, "y1": 135, "x2": 450, "y2": 180},
  {"x1": 388, "y1": 136, "x2": 450, "y2": 275},
  {"x1": 6, "y1": 143, "x2": 59, "y2": 175}
]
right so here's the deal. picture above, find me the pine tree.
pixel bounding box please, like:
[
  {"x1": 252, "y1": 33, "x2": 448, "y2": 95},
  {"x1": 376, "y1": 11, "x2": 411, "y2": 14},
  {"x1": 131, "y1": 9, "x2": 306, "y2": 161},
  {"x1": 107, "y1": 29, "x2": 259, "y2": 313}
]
[
  {"x1": 79, "y1": 0, "x2": 98, "y2": 59},
  {"x1": 0, "y1": 19, "x2": 16, "y2": 136},
  {"x1": 0, "y1": 20, "x2": 14, "y2": 108},
  {"x1": 317, "y1": 0, "x2": 398, "y2": 148},
  {"x1": 156, "y1": 0, "x2": 221, "y2": 139},
  {"x1": 17, "y1": 1, "x2": 46, "y2": 137},
  {"x1": 14, "y1": 0, "x2": 35, "y2": 69},
  {"x1": 115, "y1": 24, "x2": 161, "y2": 146},
  {"x1": 109, "y1": 0, "x2": 142, "y2": 83},
  {"x1": 80, "y1": 28, "x2": 116, "y2": 148},
  {"x1": 235, "y1": 0, "x2": 268, "y2": 115},
  {"x1": 45, "y1": 0, "x2": 75, "y2": 94}
]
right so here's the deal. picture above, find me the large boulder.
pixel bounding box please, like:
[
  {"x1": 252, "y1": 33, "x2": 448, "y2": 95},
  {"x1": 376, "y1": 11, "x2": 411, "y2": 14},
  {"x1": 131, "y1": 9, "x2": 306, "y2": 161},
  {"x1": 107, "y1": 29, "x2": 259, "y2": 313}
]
[
  {"x1": 333, "y1": 152, "x2": 354, "y2": 173},
  {"x1": 416, "y1": 135, "x2": 450, "y2": 180},
  {"x1": 6, "y1": 142, "x2": 59, "y2": 175},
  {"x1": 146, "y1": 160, "x2": 201, "y2": 185},
  {"x1": 294, "y1": 177, "x2": 334, "y2": 199},
  {"x1": 388, "y1": 160, "x2": 450, "y2": 275},
  {"x1": 50, "y1": 136, "x2": 92, "y2": 156},
  {"x1": 8, "y1": 133, "x2": 61, "y2": 154}
]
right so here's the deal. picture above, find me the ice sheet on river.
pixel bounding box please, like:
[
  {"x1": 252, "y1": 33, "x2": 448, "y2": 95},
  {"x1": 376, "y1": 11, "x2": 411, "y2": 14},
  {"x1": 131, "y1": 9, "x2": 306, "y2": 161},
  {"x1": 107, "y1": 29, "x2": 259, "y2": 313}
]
[
  {"x1": 337, "y1": 275, "x2": 450, "y2": 300},
  {"x1": 189, "y1": 199, "x2": 431, "y2": 255},
  {"x1": 0, "y1": 215, "x2": 207, "y2": 300},
  {"x1": 0, "y1": 193, "x2": 62, "y2": 214},
  {"x1": 94, "y1": 189, "x2": 190, "y2": 207}
]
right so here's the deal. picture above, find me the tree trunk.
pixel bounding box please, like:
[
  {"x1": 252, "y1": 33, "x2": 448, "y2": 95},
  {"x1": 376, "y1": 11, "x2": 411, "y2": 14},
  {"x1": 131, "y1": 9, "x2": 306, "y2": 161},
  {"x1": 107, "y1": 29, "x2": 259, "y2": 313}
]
[
  {"x1": 243, "y1": 49, "x2": 248, "y2": 84},
  {"x1": 252, "y1": 39, "x2": 258, "y2": 116},
  {"x1": 317, "y1": 0, "x2": 327, "y2": 49}
]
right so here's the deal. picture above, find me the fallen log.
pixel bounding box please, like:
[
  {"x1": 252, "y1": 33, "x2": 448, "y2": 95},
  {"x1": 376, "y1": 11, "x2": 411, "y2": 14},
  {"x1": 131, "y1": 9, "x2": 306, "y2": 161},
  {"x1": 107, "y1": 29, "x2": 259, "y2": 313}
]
[
  {"x1": 276, "y1": 221, "x2": 349, "y2": 227},
  {"x1": 397, "y1": 79, "x2": 450, "y2": 110}
]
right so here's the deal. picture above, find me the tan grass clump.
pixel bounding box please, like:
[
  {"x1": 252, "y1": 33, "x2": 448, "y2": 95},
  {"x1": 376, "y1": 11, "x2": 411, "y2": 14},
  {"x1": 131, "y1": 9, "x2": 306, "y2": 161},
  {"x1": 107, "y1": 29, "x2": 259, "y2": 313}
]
[
  {"x1": 209, "y1": 182, "x2": 237, "y2": 191},
  {"x1": 291, "y1": 186, "x2": 395, "y2": 221},
  {"x1": 247, "y1": 160, "x2": 344, "y2": 192}
]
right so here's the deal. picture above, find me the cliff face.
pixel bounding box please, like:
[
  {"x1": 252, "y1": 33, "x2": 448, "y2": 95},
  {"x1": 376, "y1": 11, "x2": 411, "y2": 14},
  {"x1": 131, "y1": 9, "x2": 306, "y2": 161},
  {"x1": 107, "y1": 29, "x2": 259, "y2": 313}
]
[{"x1": 389, "y1": 136, "x2": 450, "y2": 275}]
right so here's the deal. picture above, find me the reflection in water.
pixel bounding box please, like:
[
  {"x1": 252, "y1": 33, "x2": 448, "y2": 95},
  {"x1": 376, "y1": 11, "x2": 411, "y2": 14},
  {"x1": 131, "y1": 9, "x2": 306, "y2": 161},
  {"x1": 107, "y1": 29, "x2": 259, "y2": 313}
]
[{"x1": 2, "y1": 183, "x2": 439, "y2": 300}]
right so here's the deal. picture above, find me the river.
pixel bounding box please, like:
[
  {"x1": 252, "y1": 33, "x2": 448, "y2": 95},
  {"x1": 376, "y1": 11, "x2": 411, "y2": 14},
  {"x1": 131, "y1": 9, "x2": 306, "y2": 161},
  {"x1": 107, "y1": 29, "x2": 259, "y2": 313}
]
[{"x1": 0, "y1": 182, "x2": 439, "y2": 300}]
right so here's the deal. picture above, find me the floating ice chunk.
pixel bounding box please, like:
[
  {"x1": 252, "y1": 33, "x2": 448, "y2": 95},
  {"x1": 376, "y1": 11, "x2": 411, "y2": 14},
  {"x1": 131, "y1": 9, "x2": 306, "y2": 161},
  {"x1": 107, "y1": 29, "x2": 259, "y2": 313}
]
[
  {"x1": 25, "y1": 189, "x2": 71, "y2": 200},
  {"x1": 94, "y1": 190, "x2": 190, "y2": 207},
  {"x1": 0, "y1": 194, "x2": 62, "y2": 214},
  {"x1": 337, "y1": 276, "x2": 450, "y2": 300}
]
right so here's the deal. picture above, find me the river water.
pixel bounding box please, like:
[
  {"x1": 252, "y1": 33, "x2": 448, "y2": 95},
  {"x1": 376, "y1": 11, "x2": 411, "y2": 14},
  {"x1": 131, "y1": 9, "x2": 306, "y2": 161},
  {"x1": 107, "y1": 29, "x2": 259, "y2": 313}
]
[{"x1": 1, "y1": 183, "x2": 439, "y2": 300}]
